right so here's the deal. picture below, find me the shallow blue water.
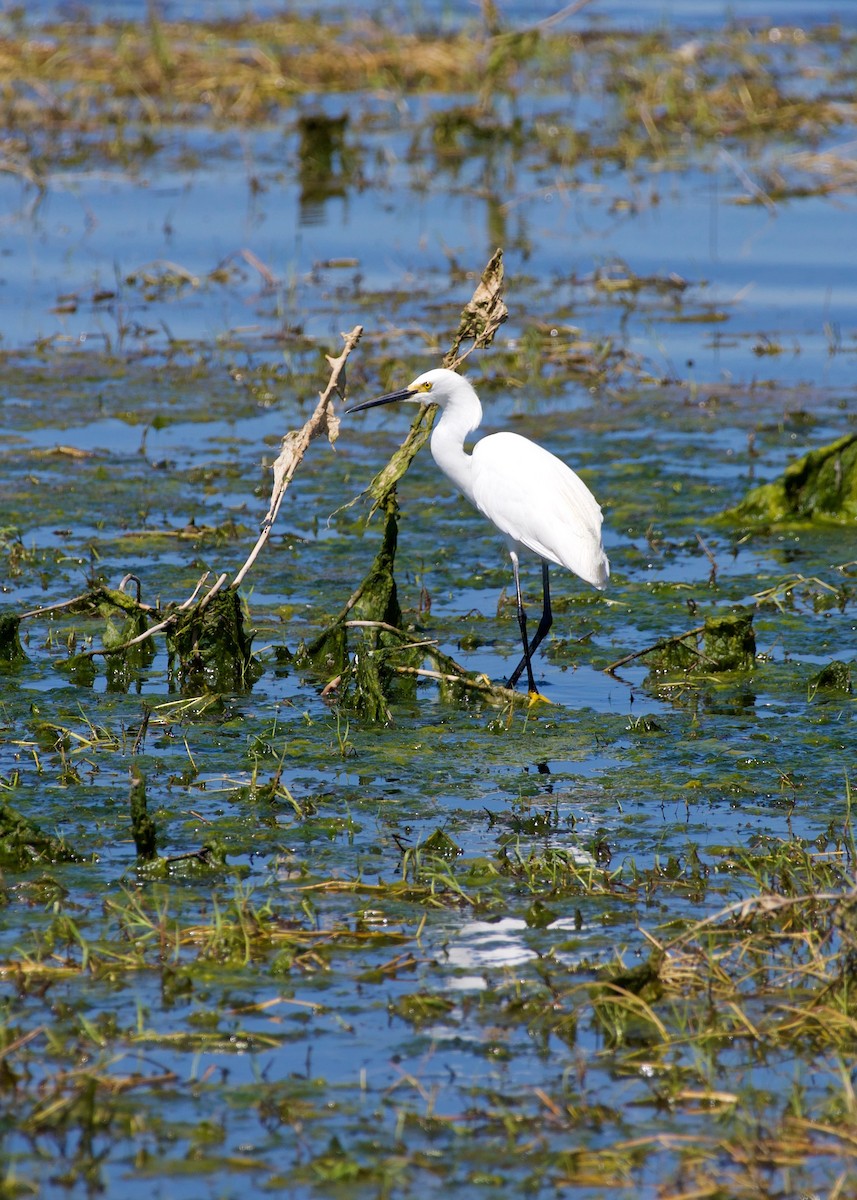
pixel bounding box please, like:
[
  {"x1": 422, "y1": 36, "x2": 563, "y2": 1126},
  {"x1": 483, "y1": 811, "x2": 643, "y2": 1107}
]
[
  {"x1": 1, "y1": 12, "x2": 855, "y2": 392},
  {"x1": 34, "y1": 1, "x2": 853, "y2": 28}
]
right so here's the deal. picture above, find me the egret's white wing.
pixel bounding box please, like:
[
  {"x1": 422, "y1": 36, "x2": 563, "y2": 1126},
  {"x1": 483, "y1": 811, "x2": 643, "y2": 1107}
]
[{"x1": 471, "y1": 432, "x2": 609, "y2": 589}]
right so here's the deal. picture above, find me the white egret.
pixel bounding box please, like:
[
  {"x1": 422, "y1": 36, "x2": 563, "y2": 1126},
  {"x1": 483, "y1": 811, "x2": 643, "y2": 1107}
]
[{"x1": 347, "y1": 368, "x2": 609, "y2": 694}]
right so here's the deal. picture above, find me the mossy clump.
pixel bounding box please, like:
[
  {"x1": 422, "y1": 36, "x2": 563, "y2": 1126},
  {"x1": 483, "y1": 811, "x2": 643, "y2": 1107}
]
[
  {"x1": 0, "y1": 612, "x2": 26, "y2": 668},
  {"x1": 0, "y1": 800, "x2": 80, "y2": 869},
  {"x1": 645, "y1": 609, "x2": 755, "y2": 675},
  {"x1": 421, "y1": 828, "x2": 462, "y2": 861},
  {"x1": 702, "y1": 610, "x2": 756, "y2": 672},
  {"x1": 103, "y1": 607, "x2": 156, "y2": 690},
  {"x1": 725, "y1": 432, "x2": 857, "y2": 523},
  {"x1": 808, "y1": 659, "x2": 853, "y2": 701},
  {"x1": 168, "y1": 590, "x2": 259, "y2": 693},
  {"x1": 304, "y1": 503, "x2": 403, "y2": 677},
  {"x1": 129, "y1": 766, "x2": 159, "y2": 862}
]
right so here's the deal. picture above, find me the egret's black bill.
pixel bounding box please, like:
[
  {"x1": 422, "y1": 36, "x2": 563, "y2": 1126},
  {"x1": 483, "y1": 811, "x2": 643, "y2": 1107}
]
[{"x1": 345, "y1": 387, "x2": 416, "y2": 415}]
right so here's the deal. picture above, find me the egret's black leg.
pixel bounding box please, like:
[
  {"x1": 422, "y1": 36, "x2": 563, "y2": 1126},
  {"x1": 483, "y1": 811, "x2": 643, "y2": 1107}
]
[
  {"x1": 507, "y1": 561, "x2": 552, "y2": 690},
  {"x1": 507, "y1": 552, "x2": 537, "y2": 693}
]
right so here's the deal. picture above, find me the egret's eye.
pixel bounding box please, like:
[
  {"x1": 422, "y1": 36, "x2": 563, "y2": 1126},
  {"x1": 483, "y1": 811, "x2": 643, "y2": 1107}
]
[{"x1": 416, "y1": 381, "x2": 433, "y2": 393}]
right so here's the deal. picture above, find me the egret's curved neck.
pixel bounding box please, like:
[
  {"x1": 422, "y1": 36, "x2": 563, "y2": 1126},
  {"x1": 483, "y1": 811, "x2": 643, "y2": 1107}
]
[{"x1": 429, "y1": 391, "x2": 482, "y2": 507}]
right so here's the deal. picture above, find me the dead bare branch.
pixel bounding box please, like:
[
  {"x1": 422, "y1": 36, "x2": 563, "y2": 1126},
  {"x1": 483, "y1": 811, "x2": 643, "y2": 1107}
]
[
  {"x1": 392, "y1": 664, "x2": 527, "y2": 703},
  {"x1": 231, "y1": 324, "x2": 362, "y2": 589},
  {"x1": 604, "y1": 625, "x2": 706, "y2": 674}
]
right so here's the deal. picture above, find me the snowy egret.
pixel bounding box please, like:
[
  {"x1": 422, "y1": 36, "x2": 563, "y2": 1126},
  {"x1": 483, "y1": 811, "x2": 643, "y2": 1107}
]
[{"x1": 347, "y1": 368, "x2": 609, "y2": 694}]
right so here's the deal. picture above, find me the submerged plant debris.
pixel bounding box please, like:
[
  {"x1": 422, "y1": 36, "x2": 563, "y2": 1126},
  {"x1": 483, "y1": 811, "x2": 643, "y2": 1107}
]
[{"x1": 0, "y1": 5, "x2": 855, "y2": 1199}]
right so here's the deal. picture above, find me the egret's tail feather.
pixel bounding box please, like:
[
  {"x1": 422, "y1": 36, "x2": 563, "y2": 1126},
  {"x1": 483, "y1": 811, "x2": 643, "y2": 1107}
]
[{"x1": 592, "y1": 552, "x2": 610, "y2": 590}]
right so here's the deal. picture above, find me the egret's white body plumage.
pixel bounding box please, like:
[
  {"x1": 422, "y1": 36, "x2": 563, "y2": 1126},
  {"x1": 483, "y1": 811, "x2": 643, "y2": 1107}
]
[
  {"x1": 426, "y1": 374, "x2": 609, "y2": 590},
  {"x1": 348, "y1": 367, "x2": 609, "y2": 693}
]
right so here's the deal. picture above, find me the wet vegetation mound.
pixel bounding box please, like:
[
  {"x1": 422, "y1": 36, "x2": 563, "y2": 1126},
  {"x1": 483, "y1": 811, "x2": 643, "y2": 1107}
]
[{"x1": 726, "y1": 432, "x2": 857, "y2": 523}]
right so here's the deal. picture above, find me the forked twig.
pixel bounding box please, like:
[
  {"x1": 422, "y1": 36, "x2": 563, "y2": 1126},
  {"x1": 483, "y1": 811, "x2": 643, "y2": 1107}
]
[
  {"x1": 50, "y1": 332, "x2": 363, "y2": 663},
  {"x1": 231, "y1": 325, "x2": 363, "y2": 589}
]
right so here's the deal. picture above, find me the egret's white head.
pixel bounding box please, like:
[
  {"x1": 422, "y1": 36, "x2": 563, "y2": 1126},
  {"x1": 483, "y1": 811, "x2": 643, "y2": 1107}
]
[
  {"x1": 346, "y1": 367, "x2": 481, "y2": 425},
  {"x1": 398, "y1": 368, "x2": 471, "y2": 407}
]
